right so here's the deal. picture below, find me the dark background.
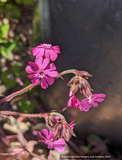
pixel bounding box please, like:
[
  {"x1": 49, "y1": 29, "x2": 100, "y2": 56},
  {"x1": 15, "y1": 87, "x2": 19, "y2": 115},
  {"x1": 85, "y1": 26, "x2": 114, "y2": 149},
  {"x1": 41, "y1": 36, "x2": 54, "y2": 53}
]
[{"x1": 38, "y1": 0, "x2": 122, "y2": 145}]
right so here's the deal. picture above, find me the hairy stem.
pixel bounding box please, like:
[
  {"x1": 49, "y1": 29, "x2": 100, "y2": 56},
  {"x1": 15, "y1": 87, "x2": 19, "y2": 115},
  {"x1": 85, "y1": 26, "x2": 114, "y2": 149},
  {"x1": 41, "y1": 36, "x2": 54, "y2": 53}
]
[
  {"x1": 0, "y1": 111, "x2": 46, "y2": 118},
  {"x1": 0, "y1": 83, "x2": 35, "y2": 104},
  {"x1": 56, "y1": 69, "x2": 76, "y2": 78},
  {"x1": 0, "y1": 69, "x2": 77, "y2": 105}
]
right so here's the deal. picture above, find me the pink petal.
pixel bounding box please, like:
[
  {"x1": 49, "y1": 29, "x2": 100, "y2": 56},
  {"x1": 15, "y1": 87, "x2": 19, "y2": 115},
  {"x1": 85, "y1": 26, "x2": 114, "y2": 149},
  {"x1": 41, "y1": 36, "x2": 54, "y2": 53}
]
[
  {"x1": 27, "y1": 74, "x2": 34, "y2": 79},
  {"x1": 80, "y1": 103, "x2": 91, "y2": 112},
  {"x1": 50, "y1": 51, "x2": 58, "y2": 61},
  {"x1": 36, "y1": 48, "x2": 45, "y2": 58},
  {"x1": 52, "y1": 45, "x2": 61, "y2": 53},
  {"x1": 69, "y1": 90, "x2": 73, "y2": 97},
  {"x1": 35, "y1": 57, "x2": 43, "y2": 68},
  {"x1": 38, "y1": 140, "x2": 45, "y2": 143},
  {"x1": 54, "y1": 138, "x2": 65, "y2": 146},
  {"x1": 44, "y1": 70, "x2": 58, "y2": 77},
  {"x1": 31, "y1": 78, "x2": 39, "y2": 86},
  {"x1": 97, "y1": 93, "x2": 106, "y2": 98},
  {"x1": 92, "y1": 102, "x2": 98, "y2": 107},
  {"x1": 80, "y1": 98, "x2": 89, "y2": 105},
  {"x1": 25, "y1": 65, "x2": 34, "y2": 74},
  {"x1": 54, "y1": 138, "x2": 65, "y2": 152},
  {"x1": 92, "y1": 93, "x2": 106, "y2": 99},
  {"x1": 47, "y1": 143, "x2": 55, "y2": 149},
  {"x1": 55, "y1": 145, "x2": 65, "y2": 152},
  {"x1": 72, "y1": 96, "x2": 80, "y2": 108},
  {"x1": 44, "y1": 50, "x2": 50, "y2": 59},
  {"x1": 95, "y1": 98, "x2": 105, "y2": 102},
  {"x1": 49, "y1": 63, "x2": 56, "y2": 71},
  {"x1": 31, "y1": 47, "x2": 44, "y2": 57},
  {"x1": 31, "y1": 47, "x2": 40, "y2": 56},
  {"x1": 69, "y1": 120, "x2": 76, "y2": 130},
  {"x1": 91, "y1": 94, "x2": 98, "y2": 99},
  {"x1": 47, "y1": 130, "x2": 54, "y2": 140},
  {"x1": 28, "y1": 61, "x2": 39, "y2": 71},
  {"x1": 42, "y1": 58, "x2": 50, "y2": 69},
  {"x1": 41, "y1": 129, "x2": 49, "y2": 139},
  {"x1": 45, "y1": 50, "x2": 58, "y2": 61},
  {"x1": 83, "y1": 104, "x2": 92, "y2": 112},
  {"x1": 67, "y1": 97, "x2": 72, "y2": 107},
  {"x1": 45, "y1": 76, "x2": 54, "y2": 85},
  {"x1": 37, "y1": 131, "x2": 46, "y2": 141},
  {"x1": 41, "y1": 78, "x2": 48, "y2": 89}
]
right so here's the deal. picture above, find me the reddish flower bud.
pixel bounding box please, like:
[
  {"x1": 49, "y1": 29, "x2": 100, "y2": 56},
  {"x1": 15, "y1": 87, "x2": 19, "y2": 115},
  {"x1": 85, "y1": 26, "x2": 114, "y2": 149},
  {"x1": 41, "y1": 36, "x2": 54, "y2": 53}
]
[
  {"x1": 67, "y1": 74, "x2": 93, "y2": 98},
  {"x1": 45, "y1": 112, "x2": 76, "y2": 142}
]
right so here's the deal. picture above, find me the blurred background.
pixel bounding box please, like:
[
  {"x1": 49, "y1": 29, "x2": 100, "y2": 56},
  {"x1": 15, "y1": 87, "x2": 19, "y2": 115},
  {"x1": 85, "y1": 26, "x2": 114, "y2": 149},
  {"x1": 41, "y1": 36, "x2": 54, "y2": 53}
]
[{"x1": 0, "y1": 0, "x2": 122, "y2": 159}]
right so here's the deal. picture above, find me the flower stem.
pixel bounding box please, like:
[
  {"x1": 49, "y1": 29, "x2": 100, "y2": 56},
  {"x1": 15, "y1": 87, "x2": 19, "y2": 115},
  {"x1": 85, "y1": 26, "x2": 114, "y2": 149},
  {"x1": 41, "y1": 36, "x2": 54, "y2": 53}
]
[
  {"x1": 0, "y1": 111, "x2": 46, "y2": 118},
  {"x1": 0, "y1": 83, "x2": 35, "y2": 105},
  {"x1": 0, "y1": 69, "x2": 78, "y2": 105},
  {"x1": 56, "y1": 69, "x2": 77, "y2": 78}
]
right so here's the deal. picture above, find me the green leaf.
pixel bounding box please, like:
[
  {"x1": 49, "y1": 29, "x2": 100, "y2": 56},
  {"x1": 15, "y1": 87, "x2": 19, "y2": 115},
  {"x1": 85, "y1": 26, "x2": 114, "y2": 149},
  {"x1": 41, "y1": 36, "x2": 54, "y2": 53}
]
[
  {"x1": 1, "y1": 50, "x2": 6, "y2": 56},
  {"x1": 1, "y1": 69, "x2": 17, "y2": 88},
  {"x1": 18, "y1": 99, "x2": 35, "y2": 113},
  {"x1": 6, "y1": 50, "x2": 12, "y2": 56},
  {"x1": 0, "y1": 0, "x2": 8, "y2": 2},
  {"x1": 7, "y1": 42, "x2": 16, "y2": 51},
  {"x1": 0, "y1": 38, "x2": 8, "y2": 43},
  {"x1": 0, "y1": 23, "x2": 9, "y2": 38},
  {"x1": 6, "y1": 3, "x2": 21, "y2": 19},
  {"x1": 0, "y1": 46, "x2": 7, "y2": 56},
  {"x1": 11, "y1": 65, "x2": 21, "y2": 76}
]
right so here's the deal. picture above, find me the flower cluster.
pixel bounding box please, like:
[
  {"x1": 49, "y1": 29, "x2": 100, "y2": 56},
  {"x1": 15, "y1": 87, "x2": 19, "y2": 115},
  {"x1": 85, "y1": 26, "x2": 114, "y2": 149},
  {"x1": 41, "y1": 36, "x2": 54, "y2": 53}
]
[
  {"x1": 25, "y1": 43, "x2": 61, "y2": 89},
  {"x1": 67, "y1": 70, "x2": 106, "y2": 112},
  {"x1": 25, "y1": 43, "x2": 106, "y2": 153},
  {"x1": 38, "y1": 112, "x2": 76, "y2": 152}
]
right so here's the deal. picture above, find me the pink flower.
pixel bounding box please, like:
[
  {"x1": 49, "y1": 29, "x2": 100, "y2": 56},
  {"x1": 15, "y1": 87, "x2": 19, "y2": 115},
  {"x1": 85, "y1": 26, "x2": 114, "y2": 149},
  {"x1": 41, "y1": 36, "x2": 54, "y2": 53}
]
[
  {"x1": 25, "y1": 57, "x2": 58, "y2": 89},
  {"x1": 38, "y1": 129, "x2": 65, "y2": 152},
  {"x1": 69, "y1": 120, "x2": 76, "y2": 130},
  {"x1": 45, "y1": 112, "x2": 76, "y2": 142},
  {"x1": 31, "y1": 43, "x2": 61, "y2": 61},
  {"x1": 79, "y1": 93, "x2": 106, "y2": 112},
  {"x1": 67, "y1": 96, "x2": 80, "y2": 108}
]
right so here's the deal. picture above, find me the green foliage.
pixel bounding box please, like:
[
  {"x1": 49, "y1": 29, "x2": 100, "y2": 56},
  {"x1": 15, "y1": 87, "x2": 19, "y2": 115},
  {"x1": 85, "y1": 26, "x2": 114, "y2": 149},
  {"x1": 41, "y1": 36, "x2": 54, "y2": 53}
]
[
  {"x1": 0, "y1": 0, "x2": 35, "y2": 57},
  {"x1": 0, "y1": 36, "x2": 22, "y2": 56},
  {"x1": 1, "y1": 63, "x2": 25, "y2": 88},
  {"x1": 0, "y1": 3, "x2": 21, "y2": 19},
  {"x1": 1, "y1": 69, "x2": 17, "y2": 88},
  {"x1": 11, "y1": 65, "x2": 21, "y2": 76},
  {"x1": 0, "y1": 23, "x2": 10, "y2": 38},
  {"x1": 5, "y1": 3, "x2": 21, "y2": 19},
  {"x1": 0, "y1": 0, "x2": 37, "y2": 114},
  {"x1": 0, "y1": 0, "x2": 8, "y2": 2},
  {"x1": 18, "y1": 99, "x2": 36, "y2": 113},
  {"x1": 15, "y1": 0, "x2": 35, "y2": 5}
]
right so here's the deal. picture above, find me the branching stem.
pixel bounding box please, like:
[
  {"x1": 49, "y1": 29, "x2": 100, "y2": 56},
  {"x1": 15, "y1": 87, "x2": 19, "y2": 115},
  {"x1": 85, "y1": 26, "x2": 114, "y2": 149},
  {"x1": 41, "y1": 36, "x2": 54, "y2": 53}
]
[
  {"x1": 0, "y1": 111, "x2": 46, "y2": 118},
  {"x1": 0, "y1": 69, "x2": 77, "y2": 105}
]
